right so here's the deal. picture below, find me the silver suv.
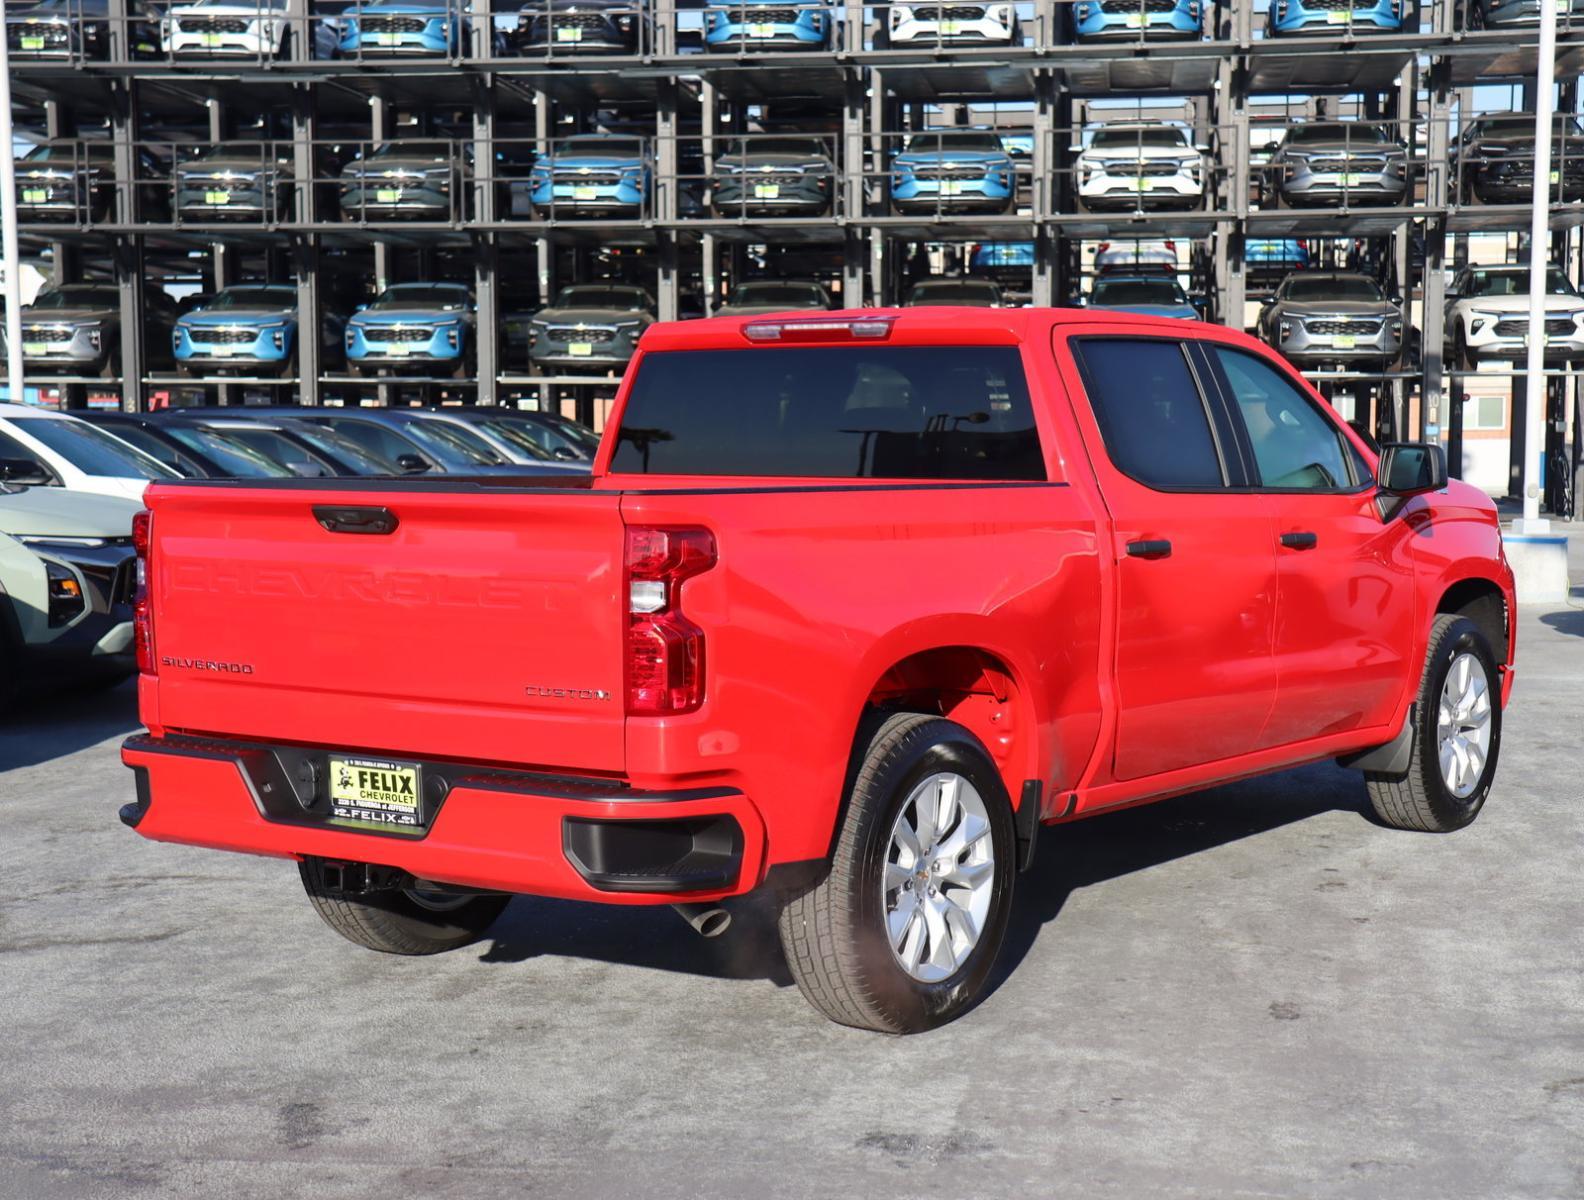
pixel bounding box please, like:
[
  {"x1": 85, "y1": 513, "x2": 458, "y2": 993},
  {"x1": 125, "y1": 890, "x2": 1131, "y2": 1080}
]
[
  {"x1": 1268, "y1": 121, "x2": 1408, "y2": 208},
  {"x1": 1258, "y1": 272, "x2": 1403, "y2": 370}
]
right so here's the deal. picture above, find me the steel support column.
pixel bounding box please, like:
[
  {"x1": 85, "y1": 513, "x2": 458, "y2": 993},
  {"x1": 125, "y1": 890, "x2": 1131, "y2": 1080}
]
[{"x1": 472, "y1": 74, "x2": 497, "y2": 403}]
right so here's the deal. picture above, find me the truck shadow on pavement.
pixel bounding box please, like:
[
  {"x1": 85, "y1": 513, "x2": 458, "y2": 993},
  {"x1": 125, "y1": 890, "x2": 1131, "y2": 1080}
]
[
  {"x1": 476, "y1": 761, "x2": 1370, "y2": 994},
  {"x1": 1539, "y1": 608, "x2": 1584, "y2": 638},
  {"x1": 0, "y1": 679, "x2": 141, "y2": 773}
]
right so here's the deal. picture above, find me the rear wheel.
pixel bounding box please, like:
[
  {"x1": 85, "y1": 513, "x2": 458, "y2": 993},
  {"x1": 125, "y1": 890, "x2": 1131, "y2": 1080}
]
[
  {"x1": 777, "y1": 713, "x2": 1016, "y2": 1034},
  {"x1": 298, "y1": 857, "x2": 509, "y2": 954},
  {"x1": 1365, "y1": 615, "x2": 1502, "y2": 833}
]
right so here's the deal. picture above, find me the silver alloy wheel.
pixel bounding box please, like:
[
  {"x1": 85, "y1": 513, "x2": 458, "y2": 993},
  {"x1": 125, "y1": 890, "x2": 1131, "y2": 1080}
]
[
  {"x1": 882, "y1": 772, "x2": 996, "y2": 983},
  {"x1": 1438, "y1": 651, "x2": 1493, "y2": 799}
]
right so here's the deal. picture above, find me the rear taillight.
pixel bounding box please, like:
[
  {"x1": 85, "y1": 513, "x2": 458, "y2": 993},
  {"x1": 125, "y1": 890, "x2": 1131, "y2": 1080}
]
[
  {"x1": 131, "y1": 508, "x2": 155, "y2": 674},
  {"x1": 742, "y1": 317, "x2": 894, "y2": 343},
  {"x1": 624, "y1": 526, "x2": 716, "y2": 716}
]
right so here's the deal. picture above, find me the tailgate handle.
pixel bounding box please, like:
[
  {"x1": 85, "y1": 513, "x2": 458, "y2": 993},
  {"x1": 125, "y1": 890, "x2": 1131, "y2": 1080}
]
[{"x1": 313, "y1": 505, "x2": 399, "y2": 535}]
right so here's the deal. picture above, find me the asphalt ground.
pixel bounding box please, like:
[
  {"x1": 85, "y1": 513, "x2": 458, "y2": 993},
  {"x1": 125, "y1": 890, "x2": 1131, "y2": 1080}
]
[{"x1": 2, "y1": 602, "x2": 1582, "y2": 1200}]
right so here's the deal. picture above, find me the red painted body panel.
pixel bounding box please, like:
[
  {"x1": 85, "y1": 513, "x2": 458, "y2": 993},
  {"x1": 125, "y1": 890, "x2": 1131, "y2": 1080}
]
[{"x1": 125, "y1": 307, "x2": 1517, "y2": 900}]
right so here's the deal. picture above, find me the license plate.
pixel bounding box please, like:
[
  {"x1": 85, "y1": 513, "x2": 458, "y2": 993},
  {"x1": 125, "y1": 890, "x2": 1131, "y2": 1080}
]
[
  {"x1": 204, "y1": 190, "x2": 231, "y2": 205},
  {"x1": 940, "y1": 19, "x2": 962, "y2": 32},
  {"x1": 1550, "y1": 170, "x2": 1561, "y2": 184},
  {"x1": 556, "y1": 25, "x2": 582, "y2": 40},
  {"x1": 386, "y1": 343, "x2": 413, "y2": 355},
  {"x1": 1557, "y1": 0, "x2": 1568, "y2": 10},
  {"x1": 201, "y1": 31, "x2": 223, "y2": 45},
  {"x1": 1333, "y1": 334, "x2": 1357, "y2": 349},
  {"x1": 20, "y1": 35, "x2": 45, "y2": 49},
  {"x1": 572, "y1": 185, "x2": 599, "y2": 200},
  {"x1": 747, "y1": 22, "x2": 775, "y2": 36},
  {"x1": 1131, "y1": 178, "x2": 1154, "y2": 190},
  {"x1": 568, "y1": 341, "x2": 594, "y2": 356},
  {"x1": 208, "y1": 344, "x2": 239, "y2": 355},
  {"x1": 1340, "y1": 173, "x2": 1362, "y2": 186},
  {"x1": 1125, "y1": 13, "x2": 1144, "y2": 25},
  {"x1": 21, "y1": 342, "x2": 46, "y2": 356},
  {"x1": 329, "y1": 756, "x2": 424, "y2": 834},
  {"x1": 375, "y1": 188, "x2": 402, "y2": 203},
  {"x1": 940, "y1": 180, "x2": 963, "y2": 196},
  {"x1": 374, "y1": 31, "x2": 401, "y2": 44},
  {"x1": 21, "y1": 188, "x2": 46, "y2": 203},
  {"x1": 754, "y1": 183, "x2": 780, "y2": 199},
  {"x1": 1326, "y1": 9, "x2": 1351, "y2": 20}
]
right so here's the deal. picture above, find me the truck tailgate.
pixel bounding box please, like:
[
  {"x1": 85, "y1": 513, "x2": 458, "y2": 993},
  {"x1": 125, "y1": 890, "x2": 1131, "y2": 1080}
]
[{"x1": 145, "y1": 484, "x2": 626, "y2": 773}]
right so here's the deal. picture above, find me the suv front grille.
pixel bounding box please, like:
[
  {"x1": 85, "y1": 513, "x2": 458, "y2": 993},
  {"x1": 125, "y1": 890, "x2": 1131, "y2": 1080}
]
[
  {"x1": 913, "y1": 5, "x2": 992, "y2": 19},
  {"x1": 361, "y1": 15, "x2": 428, "y2": 32},
  {"x1": 547, "y1": 325, "x2": 616, "y2": 342},
  {"x1": 552, "y1": 168, "x2": 625, "y2": 184},
  {"x1": 537, "y1": 12, "x2": 614, "y2": 29},
  {"x1": 1493, "y1": 317, "x2": 1574, "y2": 337},
  {"x1": 9, "y1": 22, "x2": 70, "y2": 48},
  {"x1": 910, "y1": 164, "x2": 986, "y2": 181},
  {"x1": 720, "y1": 7, "x2": 800, "y2": 22},
  {"x1": 22, "y1": 326, "x2": 74, "y2": 343},
  {"x1": 1306, "y1": 156, "x2": 1388, "y2": 172},
  {"x1": 179, "y1": 16, "x2": 249, "y2": 33},
  {"x1": 193, "y1": 328, "x2": 259, "y2": 345},
  {"x1": 1302, "y1": 0, "x2": 1361, "y2": 10},
  {"x1": 371, "y1": 326, "x2": 434, "y2": 343},
  {"x1": 1305, "y1": 318, "x2": 1381, "y2": 335},
  {"x1": 1099, "y1": 0, "x2": 1179, "y2": 12}
]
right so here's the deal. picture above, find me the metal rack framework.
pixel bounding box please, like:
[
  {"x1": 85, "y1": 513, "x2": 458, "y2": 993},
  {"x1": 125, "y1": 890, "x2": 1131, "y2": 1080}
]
[{"x1": 5, "y1": 0, "x2": 1582, "y2": 466}]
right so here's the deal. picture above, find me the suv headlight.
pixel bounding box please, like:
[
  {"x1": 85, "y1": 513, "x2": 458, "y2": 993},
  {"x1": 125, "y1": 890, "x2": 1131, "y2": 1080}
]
[
  {"x1": 891, "y1": 4, "x2": 911, "y2": 21},
  {"x1": 1279, "y1": 319, "x2": 1294, "y2": 340},
  {"x1": 989, "y1": 4, "x2": 1012, "y2": 20},
  {"x1": 45, "y1": 560, "x2": 87, "y2": 627}
]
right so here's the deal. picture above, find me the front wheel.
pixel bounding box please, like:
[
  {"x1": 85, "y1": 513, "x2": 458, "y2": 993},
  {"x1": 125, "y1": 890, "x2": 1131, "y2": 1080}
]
[
  {"x1": 777, "y1": 713, "x2": 1016, "y2": 1034},
  {"x1": 1366, "y1": 614, "x2": 1502, "y2": 833},
  {"x1": 298, "y1": 857, "x2": 509, "y2": 954}
]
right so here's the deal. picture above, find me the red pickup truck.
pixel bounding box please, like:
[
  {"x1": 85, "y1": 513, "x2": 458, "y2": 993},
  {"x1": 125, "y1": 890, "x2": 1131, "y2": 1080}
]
[{"x1": 121, "y1": 308, "x2": 1516, "y2": 1034}]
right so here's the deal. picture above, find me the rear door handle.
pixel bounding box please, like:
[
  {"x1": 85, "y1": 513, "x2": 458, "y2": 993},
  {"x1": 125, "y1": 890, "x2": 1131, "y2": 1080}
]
[
  {"x1": 1280, "y1": 531, "x2": 1318, "y2": 551},
  {"x1": 313, "y1": 505, "x2": 399, "y2": 535},
  {"x1": 1125, "y1": 538, "x2": 1173, "y2": 560}
]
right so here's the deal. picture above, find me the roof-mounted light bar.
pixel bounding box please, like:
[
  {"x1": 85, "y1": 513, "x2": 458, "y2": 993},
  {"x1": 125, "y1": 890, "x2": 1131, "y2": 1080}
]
[{"x1": 742, "y1": 316, "x2": 896, "y2": 344}]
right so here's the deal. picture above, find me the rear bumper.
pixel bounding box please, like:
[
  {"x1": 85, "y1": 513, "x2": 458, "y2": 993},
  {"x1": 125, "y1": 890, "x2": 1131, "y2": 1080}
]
[{"x1": 120, "y1": 732, "x2": 767, "y2": 903}]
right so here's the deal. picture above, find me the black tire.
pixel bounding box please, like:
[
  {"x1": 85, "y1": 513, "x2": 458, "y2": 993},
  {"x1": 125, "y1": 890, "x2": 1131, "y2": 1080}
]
[
  {"x1": 777, "y1": 713, "x2": 1017, "y2": 1034},
  {"x1": 1366, "y1": 614, "x2": 1502, "y2": 833},
  {"x1": 1455, "y1": 327, "x2": 1477, "y2": 372},
  {"x1": 298, "y1": 857, "x2": 509, "y2": 955}
]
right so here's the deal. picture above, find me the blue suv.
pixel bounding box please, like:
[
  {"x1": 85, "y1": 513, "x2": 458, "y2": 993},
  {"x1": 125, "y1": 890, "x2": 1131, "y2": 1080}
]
[
  {"x1": 174, "y1": 284, "x2": 346, "y2": 377},
  {"x1": 1071, "y1": 0, "x2": 1202, "y2": 40},
  {"x1": 703, "y1": 0, "x2": 832, "y2": 51},
  {"x1": 345, "y1": 282, "x2": 475, "y2": 376},
  {"x1": 337, "y1": 2, "x2": 476, "y2": 55},
  {"x1": 1246, "y1": 238, "x2": 1311, "y2": 277},
  {"x1": 529, "y1": 135, "x2": 649, "y2": 219},
  {"x1": 891, "y1": 130, "x2": 1015, "y2": 215},
  {"x1": 1266, "y1": 0, "x2": 1404, "y2": 36}
]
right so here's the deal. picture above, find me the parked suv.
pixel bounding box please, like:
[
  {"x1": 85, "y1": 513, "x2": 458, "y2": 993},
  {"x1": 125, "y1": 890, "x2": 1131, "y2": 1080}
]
[
  {"x1": 703, "y1": 0, "x2": 832, "y2": 50},
  {"x1": 7, "y1": 285, "x2": 178, "y2": 379},
  {"x1": 903, "y1": 277, "x2": 1003, "y2": 307},
  {"x1": 528, "y1": 135, "x2": 648, "y2": 219},
  {"x1": 0, "y1": 404, "x2": 179, "y2": 500},
  {"x1": 1258, "y1": 272, "x2": 1403, "y2": 370},
  {"x1": 6, "y1": 0, "x2": 161, "y2": 59},
  {"x1": 890, "y1": 129, "x2": 1015, "y2": 215},
  {"x1": 1269, "y1": 121, "x2": 1408, "y2": 208},
  {"x1": 1453, "y1": 113, "x2": 1584, "y2": 205},
  {"x1": 1088, "y1": 274, "x2": 1199, "y2": 319},
  {"x1": 0, "y1": 485, "x2": 140, "y2": 706},
  {"x1": 710, "y1": 135, "x2": 834, "y2": 218},
  {"x1": 173, "y1": 284, "x2": 348, "y2": 376},
  {"x1": 528, "y1": 283, "x2": 655, "y2": 374},
  {"x1": 881, "y1": 2, "x2": 1020, "y2": 47},
  {"x1": 1445, "y1": 263, "x2": 1584, "y2": 369},
  {"x1": 75, "y1": 412, "x2": 295, "y2": 479},
  {"x1": 336, "y1": 1, "x2": 480, "y2": 55},
  {"x1": 512, "y1": 0, "x2": 642, "y2": 51},
  {"x1": 174, "y1": 142, "x2": 344, "y2": 223},
  {"x1": 715, "y1": 278, "x2": 835, "y2": 315},
  {"x1": 15, "y1": 141, "x2": 169, "y2": 224},
  {"x1": 1466, "y1": 0, "x2": 1584, "y2": 28},
  {"x1": 1266, "y1": 0, "x2": 1403, "y2": 35},
  {"x1": 344, "y1": 282, "x2": 475, "y2": 375},
  {"x1": 1070, "y1": 0, "x2": 1201, "y2": 40},
  {"x1": 1077, "y1": 123, "x2": 1204, "y2": 212},
  {"x1": 340, "y1": 141, "x2": 518, "y2": 222},
  {"x1": 160, "y1": 0, "x2": 338, "y2": 57}
]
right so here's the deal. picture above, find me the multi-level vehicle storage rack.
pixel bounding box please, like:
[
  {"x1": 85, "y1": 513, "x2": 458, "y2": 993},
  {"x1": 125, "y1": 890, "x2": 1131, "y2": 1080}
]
[{"x1": 7, "y1": 0, "x2": 1582, "y2": 493}]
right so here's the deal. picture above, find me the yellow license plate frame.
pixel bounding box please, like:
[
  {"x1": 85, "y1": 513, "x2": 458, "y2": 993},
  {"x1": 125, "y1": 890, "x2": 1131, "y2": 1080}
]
[{"x1": 329, "y1": 756, "x2": 425, "y2": 833}]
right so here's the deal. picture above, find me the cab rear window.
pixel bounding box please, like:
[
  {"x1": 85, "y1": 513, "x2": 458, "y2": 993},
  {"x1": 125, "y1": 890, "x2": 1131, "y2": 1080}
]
[{"x1": 610, "y1": 346, "x2": 1044, "y2": 480}]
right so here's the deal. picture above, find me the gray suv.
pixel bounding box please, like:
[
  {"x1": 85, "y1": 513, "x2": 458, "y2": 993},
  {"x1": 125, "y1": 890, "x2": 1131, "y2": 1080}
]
[
  {"x1": 1269, "y1": 121, "x2": 1408, "y2": 208},
  {"x1": 9, "y1": 284, "x2": 178, "y2": 378},
  {"x1": 1258, "y1": 272, "x2": 1403, "y2": 370},
  {"x1": 528, "y1": 283, "x2": 655, "y2": 374},
  {"x1": 710, "y1": 136, "x2": 835, "y2": 218}
]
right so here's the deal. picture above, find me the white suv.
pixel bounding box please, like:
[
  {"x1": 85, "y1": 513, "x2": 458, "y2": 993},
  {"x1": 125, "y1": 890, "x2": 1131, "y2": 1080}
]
[
  {"x1": 883, "y1": 2, "x2": 1019, "y2": 46},
  {"x1": 1445, "y1": 263, "x2": 1584, "y2": 369},
  {"x1": 1076, "y1": 123, "x2": 1206, "y2": 211},
  {"x1": 161, "y1": 0, "x2": 292, "y2": 56},
  {"x1": 0, "y1": 404, "x2": 177, "y2": 501}
]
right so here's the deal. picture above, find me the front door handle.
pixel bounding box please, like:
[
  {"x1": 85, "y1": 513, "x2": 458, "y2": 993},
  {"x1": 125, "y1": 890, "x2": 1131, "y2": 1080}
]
[
  {"x1": 1125, "y1": 538, "x2": 1173, "y2": 560},
  {"x1": 1280, "y1": 531, "x2": 1318, "y2": 550}
]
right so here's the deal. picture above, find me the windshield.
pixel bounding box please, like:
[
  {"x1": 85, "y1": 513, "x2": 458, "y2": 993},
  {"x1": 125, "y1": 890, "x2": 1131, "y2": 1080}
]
[
  {"x1": 523, "y1": 411, "x2": 601, "y2": 450},
  {"x1": 293, "y1": 425, "x2": 400, "y2": 474},
  {"x1": 204, "y1": 287, "x2": 296, "y2": 310},
  {"x1": 22, "y1": 143, "x2": 113, "y2": 163},
  {"x1": 556, "y1": 137, "x2": 644, "y2": 158},
  {"x1": 1090, "y1": 127, "x2": 1191, "y2": 150},
  {"x1": 1091, "y1": 279, "x2": 1188, "y2": 306},
  {"x1": 1282, "y1": 275, "x2": 1385, "y2": 302},
  {"x1": 1466, "y1": 267, "x2": 1577, "y2": 297},
  {"x1": 729, "y1": 137, "x2": 825, "y2": 157},
  {"x1": 12, "y1": 416, "x2": 179, "y2": 479},
  {"x1": 369, "y1": 142, "x2": 452, "y2": 161},
  {"x1": 462, "y1": 417, "x2": 557, "y2": 461},
  {"x1": 161, "y1": 425, "x2": 293, "y2": 477},
  {"x1": 372, "y1": 285, "x2": 471, "y2": 311},
  {"x1": 1472, "y1": 115, "x2": 1584, "y2": 138},
  {"x1": 27, "y1": 287, "x2": 118, "y2": 310},
  {"x1": 552, "y1": 285, "x2": 651, "y2": 310},
  {"x1": 1285, "y1": 123, "x2": 1389, "y2": 145},
  {"x1": 731, "y1": 282, "x2": 828, "y2": 305},
  {"x1": 904, "y1": 131, "x2": 1004, "y2": 153},
  {"x1": 908, "y1": 281, "x2": 999, "y2": 302},
  {"x1": 388, "y1": 416, "x2": 499, "y2": 466},
  {"x1": 485, "y1": 414, "x2": 593, "y2": 459}
]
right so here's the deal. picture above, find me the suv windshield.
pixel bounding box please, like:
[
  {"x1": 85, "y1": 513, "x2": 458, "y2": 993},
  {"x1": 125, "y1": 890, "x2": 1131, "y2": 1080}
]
[
  {"x1": 1285, "y1": 123, "x2": 1389, "y2": 145},
  {"x1": 1466, "y1": 267, "x2": 1578, "y2": 297},
  {"x1": 552, "y1": 285, "x2": 651, "y2": 310},
  {"x1": 731, "y1": 282, "x2": 828, "y2": 305},
  {"x1": 1090, "y1": 127, "x2": 1191, "y2": 150},
  {"x1": 1282, "y1": 275, "x2": 1385, "y2": 302},
  {"x1": 161, "y1": 425, "x2": 293, "y2": 477},
  {"x1": 907, "y1": 280, "x2": 1000, "y2": 303},
  {"x1": 612, "y1": 345, "x2": 1044, "y2": 480},
  {"x1": 1472, "y1": 116, "x2": 1584, "y2": 139},
  {"x1": 22, "y1": 143, "x2": 114, "y2": 163},
  {"x1": 904, "y1": 131, "x2": 1004, "y2": 153},
  {"x1": 370, "y1": 142, "x2": 452, "y2": 161},
  {"x1": 729, "y1": 137, "x2": 826, "y2": 157},
  {"x1": 372, "y1": 285, "x2": 471, "y2": 311},
  {"x1": 27, "y1": 287, "x2": 118, "y2": 310},
  {"x1": 557, "y1": 137, "x2": 644, "y2": 158},
  {"x1": 204, "y1": 287, "x2": 296, "y2": 310},
  {"x1": 1091, "y1": 279, "x2": 1188, "y2": 306},
  {"x1": 13, "y1": 416, "x2": 180, "y2": 479}
]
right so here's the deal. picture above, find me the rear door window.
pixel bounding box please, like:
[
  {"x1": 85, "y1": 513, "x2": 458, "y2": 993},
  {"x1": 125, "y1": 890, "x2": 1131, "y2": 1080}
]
[
  {"x1": 610, "y1": 345, "x2": 1044, "y2": 480},
  {"x1": 1069, "y1": 338, "x2": 1226, "y2": 489}
]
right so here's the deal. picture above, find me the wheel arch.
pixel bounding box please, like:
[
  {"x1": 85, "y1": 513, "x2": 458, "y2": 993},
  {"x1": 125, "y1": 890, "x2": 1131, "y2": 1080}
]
[{"x1": 1435, "y1": 575, "x2": 1511, "y2": 666}]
